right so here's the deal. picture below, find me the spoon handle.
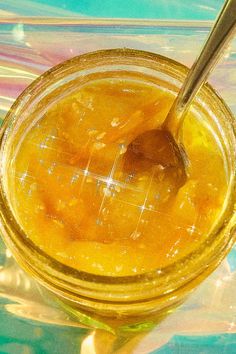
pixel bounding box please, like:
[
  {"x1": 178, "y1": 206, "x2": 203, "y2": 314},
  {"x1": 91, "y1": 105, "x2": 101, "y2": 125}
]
[{"x1": 166, "y1": 0, "x2": 236, "y2": 136}]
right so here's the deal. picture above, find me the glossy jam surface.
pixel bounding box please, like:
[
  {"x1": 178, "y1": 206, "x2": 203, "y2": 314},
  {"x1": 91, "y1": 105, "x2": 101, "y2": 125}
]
[{"x1": 10, "y1": 78, "x2": 227, "y2": 276}]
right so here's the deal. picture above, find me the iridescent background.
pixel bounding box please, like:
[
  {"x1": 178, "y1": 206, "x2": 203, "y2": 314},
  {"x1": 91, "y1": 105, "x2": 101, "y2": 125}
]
[{"x1": 0, "y1": 1, "x2": 236, "y2": 353}]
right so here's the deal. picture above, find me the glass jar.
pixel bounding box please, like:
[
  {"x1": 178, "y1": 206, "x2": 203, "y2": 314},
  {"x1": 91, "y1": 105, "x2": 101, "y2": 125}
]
[{"x1": 0, "y1": 49, "x2": 235, "y2": 331}]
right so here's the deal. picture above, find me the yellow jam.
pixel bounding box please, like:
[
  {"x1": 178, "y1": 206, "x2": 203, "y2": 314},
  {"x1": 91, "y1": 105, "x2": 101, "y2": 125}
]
[{"x1": 10, "y1": 78, "x2": 227, "y2": 276}]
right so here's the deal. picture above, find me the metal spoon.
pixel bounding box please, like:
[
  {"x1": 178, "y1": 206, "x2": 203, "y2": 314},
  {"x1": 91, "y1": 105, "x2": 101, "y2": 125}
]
[
  {"x1": 128, "y1": 0, "x2": 236, "y2": 178},
  {"x1": 162, "y1": 0, "x2": 236, "y2": 169}
]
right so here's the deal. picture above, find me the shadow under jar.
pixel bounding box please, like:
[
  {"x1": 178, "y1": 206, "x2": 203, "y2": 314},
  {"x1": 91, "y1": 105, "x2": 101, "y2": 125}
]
[{"x1": 0, "y1": 49, "x2": 235, "y2": 331}]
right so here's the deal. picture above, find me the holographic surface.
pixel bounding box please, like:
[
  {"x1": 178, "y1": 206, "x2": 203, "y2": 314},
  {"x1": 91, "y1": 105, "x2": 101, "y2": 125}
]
[{"x1": 0, "y1": 17, "x2": 236, "y2": 353}]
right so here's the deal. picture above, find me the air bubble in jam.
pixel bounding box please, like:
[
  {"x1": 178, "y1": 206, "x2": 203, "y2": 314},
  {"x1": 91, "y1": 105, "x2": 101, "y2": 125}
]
[{"x1": 9, "y1": 78, "x2": 227, "y2": 276}]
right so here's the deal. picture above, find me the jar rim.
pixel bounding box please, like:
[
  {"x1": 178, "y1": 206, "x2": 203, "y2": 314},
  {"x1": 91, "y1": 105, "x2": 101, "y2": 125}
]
[{"x1": 0, "y1": 48, "x2": 235, "y2": 290}]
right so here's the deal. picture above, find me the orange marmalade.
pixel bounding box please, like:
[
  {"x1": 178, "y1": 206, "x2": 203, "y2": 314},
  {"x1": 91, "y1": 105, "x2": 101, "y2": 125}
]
[{"x1": 10, "y1": 78, "x2": 227, "y2": 276}]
